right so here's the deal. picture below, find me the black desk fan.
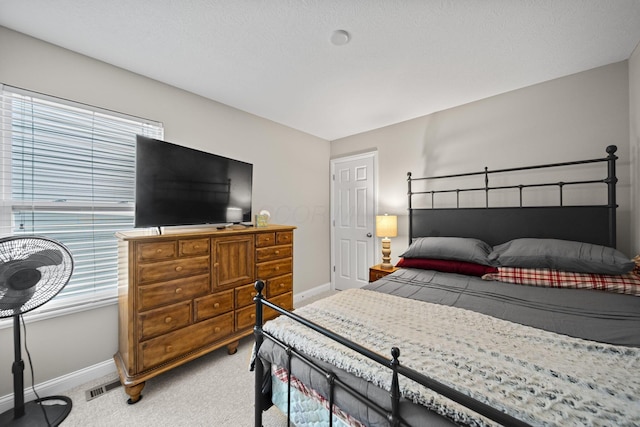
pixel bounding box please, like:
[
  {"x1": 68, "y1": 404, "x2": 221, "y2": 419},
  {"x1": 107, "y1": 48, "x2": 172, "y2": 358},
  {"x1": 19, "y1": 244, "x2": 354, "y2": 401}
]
[{"x1": 0, "y1": 236, "x2": 74, "y2": 426}]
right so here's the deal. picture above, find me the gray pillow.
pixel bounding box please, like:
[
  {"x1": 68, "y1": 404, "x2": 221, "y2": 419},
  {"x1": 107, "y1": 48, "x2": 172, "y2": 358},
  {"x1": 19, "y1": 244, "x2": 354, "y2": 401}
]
[
  {"x1": 488, "y1": 238, "x2": 634, "y2": 275},
  {"x1": 400, "y1": 237, "x2": 492, "y2": 265}
]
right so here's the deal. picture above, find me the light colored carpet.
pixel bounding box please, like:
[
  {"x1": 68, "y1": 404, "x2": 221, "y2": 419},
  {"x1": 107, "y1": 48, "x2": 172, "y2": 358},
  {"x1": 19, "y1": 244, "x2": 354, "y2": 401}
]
[
  {"x1": 59, "y1": 290, "x2": 338, "y2": 426},
  {"x1": 60, "y1": 336, "x2": 287, "y2": 426}
]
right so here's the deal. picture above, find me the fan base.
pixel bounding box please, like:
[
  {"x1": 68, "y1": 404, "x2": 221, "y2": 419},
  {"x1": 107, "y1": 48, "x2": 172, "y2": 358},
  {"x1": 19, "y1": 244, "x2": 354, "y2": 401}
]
[{"x1": 0, "y1": 396, "x2": 72, "y2": 427}]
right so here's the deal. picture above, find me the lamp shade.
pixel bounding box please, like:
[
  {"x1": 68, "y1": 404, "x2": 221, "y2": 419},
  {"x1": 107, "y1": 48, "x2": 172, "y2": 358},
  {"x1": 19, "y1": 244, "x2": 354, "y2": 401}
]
[{"x1": 376, "y1": 215, "x2": 397, "y2": 238}]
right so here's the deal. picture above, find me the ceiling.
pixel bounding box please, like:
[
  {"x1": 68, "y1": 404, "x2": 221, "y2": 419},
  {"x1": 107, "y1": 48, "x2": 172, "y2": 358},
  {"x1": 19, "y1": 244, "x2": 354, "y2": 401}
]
[{"x1": 2, "y1": 1, "x2": 640, "y2": 141}]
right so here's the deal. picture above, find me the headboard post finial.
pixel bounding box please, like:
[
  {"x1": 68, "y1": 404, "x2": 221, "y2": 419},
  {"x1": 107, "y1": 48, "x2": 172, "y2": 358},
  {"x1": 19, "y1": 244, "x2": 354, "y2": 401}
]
[
  {"x1": 407, "y1": 172, "x2": 413, "y2": 245},
  {"x1": 605, "y1": 145, "x2": 617, "y2": 248},
  {"x1": 484, "y1": 167, "x2": 489, "y2": 208}
]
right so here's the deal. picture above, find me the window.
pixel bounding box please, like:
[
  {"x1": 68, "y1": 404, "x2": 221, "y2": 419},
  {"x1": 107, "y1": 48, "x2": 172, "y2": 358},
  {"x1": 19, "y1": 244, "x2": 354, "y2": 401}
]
[{"x1": 0, "y1": 85, "x2": 163, "y2": 317}]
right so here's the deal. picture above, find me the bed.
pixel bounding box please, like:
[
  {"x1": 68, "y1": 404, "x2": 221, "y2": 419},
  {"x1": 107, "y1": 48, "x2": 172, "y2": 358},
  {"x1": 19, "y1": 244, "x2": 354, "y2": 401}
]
[{"x1": 251, "y1": 145, "x2": 640, "y2": 426}]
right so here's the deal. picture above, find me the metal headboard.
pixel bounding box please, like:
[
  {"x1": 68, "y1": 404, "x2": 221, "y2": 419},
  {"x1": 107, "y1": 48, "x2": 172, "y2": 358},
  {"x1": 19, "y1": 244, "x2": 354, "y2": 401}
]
[{"x1": 407, "y1": 145, "x2": 618, "y2": 248}]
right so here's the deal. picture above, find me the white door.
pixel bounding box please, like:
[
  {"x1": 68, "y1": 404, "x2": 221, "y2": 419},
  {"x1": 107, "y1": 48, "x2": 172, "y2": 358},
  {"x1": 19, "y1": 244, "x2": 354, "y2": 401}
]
[{"x1": 331, "y1": 152, "x2": 376, "y2": 290}]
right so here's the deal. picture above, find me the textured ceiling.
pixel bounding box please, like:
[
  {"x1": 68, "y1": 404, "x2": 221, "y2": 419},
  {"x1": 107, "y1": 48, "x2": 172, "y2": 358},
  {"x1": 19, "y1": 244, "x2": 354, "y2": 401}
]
[{"x1": 1, "y1": 1, "x2": 640, "y2": 141}]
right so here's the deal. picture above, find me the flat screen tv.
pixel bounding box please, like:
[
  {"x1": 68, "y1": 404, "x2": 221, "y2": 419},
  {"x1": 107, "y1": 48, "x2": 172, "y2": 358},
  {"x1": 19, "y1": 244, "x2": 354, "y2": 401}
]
[{"x1": 135, "y1": 136, "x2": 253, "y2": 228}]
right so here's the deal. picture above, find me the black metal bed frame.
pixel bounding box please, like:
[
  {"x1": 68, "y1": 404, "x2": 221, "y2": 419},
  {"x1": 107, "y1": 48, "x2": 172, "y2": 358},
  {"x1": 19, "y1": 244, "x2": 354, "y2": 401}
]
[{"x1": 253, "y1": 145, "x2": 619, "y2": 427}]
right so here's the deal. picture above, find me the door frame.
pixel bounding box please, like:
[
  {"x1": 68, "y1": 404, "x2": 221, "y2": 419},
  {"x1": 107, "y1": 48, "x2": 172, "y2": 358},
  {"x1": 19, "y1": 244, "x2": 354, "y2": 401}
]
[{"x1": 330, "y1": 151, "x2": 378, "y2": 290}]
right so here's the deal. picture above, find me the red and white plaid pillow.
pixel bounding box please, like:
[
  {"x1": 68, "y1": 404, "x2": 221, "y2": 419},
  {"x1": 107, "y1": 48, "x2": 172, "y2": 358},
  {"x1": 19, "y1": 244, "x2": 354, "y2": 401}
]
[{"x1": 482, "y1": 267, "x2": 640, "y2": 296}]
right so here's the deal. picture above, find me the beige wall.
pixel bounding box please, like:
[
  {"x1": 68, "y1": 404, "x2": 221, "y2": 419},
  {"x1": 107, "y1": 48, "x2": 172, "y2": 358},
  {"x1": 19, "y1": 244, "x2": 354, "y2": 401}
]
[
  {"x1": 0, "y1": 26, "x2": 331, "y2": 396},
  {"x1": 331, "y1": 61, "x2": 633, "y2": 260},
  {"x1": 630, "y1": 42, "x2": 640, "y2": 256}
]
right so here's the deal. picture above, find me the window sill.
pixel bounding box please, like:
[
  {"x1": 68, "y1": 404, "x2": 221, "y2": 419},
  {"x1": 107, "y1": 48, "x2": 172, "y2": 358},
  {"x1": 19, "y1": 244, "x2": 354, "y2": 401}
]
[{"x1": 0, "y1": 293, "x2": 117, "y2": 329}]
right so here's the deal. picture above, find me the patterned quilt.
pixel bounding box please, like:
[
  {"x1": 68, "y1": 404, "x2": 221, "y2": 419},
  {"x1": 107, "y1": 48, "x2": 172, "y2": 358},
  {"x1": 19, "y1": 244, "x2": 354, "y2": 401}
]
[{"x1": 263, "y1": 289, "x2": 640, "y2": 426}]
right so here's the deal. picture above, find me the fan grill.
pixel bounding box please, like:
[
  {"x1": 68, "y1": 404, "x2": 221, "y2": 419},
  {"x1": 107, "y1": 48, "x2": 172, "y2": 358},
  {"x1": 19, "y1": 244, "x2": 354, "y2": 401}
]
[{"x1": 0, "y1": 236, "x2": 74, "y2": 318}]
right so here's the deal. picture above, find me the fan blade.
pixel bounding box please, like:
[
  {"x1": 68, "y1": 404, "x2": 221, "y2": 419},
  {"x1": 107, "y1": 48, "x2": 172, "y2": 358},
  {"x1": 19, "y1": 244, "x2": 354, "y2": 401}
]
[
  {"x1": 25, "y1": 249, "x2": 64, "y2": 267},
  {"x1": 0, "y1": 249, "x2": 63, "y2": 292},
  {"x1": 0, "y1": 286, "x2": 36, "y2": 310}
]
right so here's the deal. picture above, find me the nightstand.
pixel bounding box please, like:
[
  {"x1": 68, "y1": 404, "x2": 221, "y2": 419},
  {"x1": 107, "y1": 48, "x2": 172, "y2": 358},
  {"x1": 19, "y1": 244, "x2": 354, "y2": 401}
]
[{"x1": 369, "y1": 264, "x2": 399, "y2": 282}]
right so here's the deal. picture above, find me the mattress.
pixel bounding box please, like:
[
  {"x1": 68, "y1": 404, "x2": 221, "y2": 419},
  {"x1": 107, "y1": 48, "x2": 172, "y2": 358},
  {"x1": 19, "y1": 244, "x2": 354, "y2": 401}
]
[{"x1": 257, "y1": 268, "x2": 640, "y2": 426}]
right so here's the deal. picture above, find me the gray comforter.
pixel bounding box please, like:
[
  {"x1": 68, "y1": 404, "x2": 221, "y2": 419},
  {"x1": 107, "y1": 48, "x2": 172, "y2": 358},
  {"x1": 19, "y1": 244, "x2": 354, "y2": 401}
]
[{"x1": 366, "y1": 268, "x2": 640, "y2": 346}]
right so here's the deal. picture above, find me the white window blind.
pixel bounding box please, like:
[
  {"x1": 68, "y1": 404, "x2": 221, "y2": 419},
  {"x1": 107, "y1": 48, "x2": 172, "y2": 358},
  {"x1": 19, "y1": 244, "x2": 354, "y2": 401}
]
[{"x1": 0, "y1": 85, "x2": 163, "y2": 315}]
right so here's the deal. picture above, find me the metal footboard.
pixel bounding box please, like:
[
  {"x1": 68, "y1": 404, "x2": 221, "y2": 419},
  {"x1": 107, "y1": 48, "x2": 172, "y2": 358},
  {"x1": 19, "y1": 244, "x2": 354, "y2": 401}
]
[{"x1": 253, "y1": 280, "x2": 531, "y2": 427}]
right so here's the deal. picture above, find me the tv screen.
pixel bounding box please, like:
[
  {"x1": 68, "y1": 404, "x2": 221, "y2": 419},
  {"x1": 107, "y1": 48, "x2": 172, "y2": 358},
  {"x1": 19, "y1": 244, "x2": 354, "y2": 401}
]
[{"x1": 135, "y1": 136, "x2": 253, "y2": 228}]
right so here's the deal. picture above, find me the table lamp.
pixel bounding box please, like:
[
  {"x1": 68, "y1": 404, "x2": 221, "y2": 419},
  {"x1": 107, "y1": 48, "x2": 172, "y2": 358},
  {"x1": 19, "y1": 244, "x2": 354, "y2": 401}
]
[{"x1": 376, "y1": 214, "x2": 397, "y2": 270}]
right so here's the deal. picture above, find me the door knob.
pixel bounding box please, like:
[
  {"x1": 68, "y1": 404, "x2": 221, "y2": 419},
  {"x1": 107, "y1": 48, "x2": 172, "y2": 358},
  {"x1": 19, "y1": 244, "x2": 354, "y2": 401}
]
[{"x1": 366, "y1": 233, "x2": 372, "y2": 237}]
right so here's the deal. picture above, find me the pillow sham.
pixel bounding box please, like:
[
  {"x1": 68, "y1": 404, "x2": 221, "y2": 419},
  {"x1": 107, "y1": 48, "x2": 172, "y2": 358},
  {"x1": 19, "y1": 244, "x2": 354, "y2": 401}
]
[
  {"x1": 488, "y1": 238, "x2": 634, "y2": 275},
  {"x1": 482, "y1": 267, "x2": 640, "y2": 296},
  {"x1": 396, "y1": 258, "x2": 497, "y2": 277},
  {"x1": 400, "y1": 237, "x2": 492, "y2": 265}
]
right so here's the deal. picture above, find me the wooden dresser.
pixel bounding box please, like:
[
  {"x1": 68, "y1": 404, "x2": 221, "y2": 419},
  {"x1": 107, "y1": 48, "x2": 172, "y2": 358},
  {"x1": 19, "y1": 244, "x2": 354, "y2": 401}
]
[{"x1": 114, "y1": 224, "x2": 295, "y2": 403}]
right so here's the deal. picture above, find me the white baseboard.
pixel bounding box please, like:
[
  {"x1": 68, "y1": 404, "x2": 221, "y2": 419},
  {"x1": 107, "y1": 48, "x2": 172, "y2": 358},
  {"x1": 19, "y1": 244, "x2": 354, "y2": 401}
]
[
  {"x1": 293, "y1": 282, "x2": 332, "y2": 307},
  {"x1": 0, "y1": 359, "x2": 116, "y2": 414}
]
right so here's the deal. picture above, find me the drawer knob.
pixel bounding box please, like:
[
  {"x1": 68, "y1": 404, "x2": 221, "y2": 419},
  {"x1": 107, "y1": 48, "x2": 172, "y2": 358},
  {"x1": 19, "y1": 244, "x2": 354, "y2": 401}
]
[
  {"x1": 156, "y1": 249, "x2": 163, "y2": 254},
  {"x1": 279, "y1": 283, "x2": 285, "y2": 288},
  {"x1": 165, "y1": 316, "x2": 172, "y2": 323},
  {"x1": 175, "y1": 266, "x2": 183, "y2": 272},
  {"x1": 175, "y1": 288, "x2": 182, "y2": 294},
  {"x1": 166, "y1": 345, "x2": 173, "y2": 353},
  {"x1": 250, "y1": 313, "x2": 255, "y2": 319},
  {"x1": 275, "y1": 250, "x2": 280, "y2": 255},
  {"x1": 214, "y1": 302, "x2": 220, "y2": 308},
  {"x1": 251, "y1": 292, "x2": 257, "y2": 298},
  {"x1": 275, "y1": 266, "x2": 280, "y2": 271},
  {"x1": 214, "y1": 327, "x2": 221, "y2": 333}
]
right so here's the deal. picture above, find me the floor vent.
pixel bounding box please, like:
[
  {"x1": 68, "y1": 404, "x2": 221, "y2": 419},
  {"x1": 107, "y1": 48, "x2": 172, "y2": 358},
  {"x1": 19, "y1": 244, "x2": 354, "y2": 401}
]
[{"x1": 85, "y1": 379, "x2": 121, "y2": 401}]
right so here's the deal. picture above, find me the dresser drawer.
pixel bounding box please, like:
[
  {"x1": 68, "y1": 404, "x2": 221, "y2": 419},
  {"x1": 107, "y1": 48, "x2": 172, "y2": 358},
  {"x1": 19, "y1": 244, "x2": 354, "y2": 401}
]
[
  {"x1": 238, "y1": 291, "x2": 293, "y2": 330},
  {"x1": 179, "y1": 238, "x2": 210, "y2": 257},
  {"x1": 138, "y1": 301, "x2": 192, "y2": 341},
  {"x1": 255, "y1": 232, "x2": 276, "y2": 248},
  {"x1": 256, "y1": 245, "x2": 292, "y2": 262},
  {"x1": 138, "y1": 274, "x2": 210, "y2": 311},
  {"x1": 276, "y1": 231, "x2": 293, "y2": 245},
  {"x1": 139, "y1": 312, "x2": 234, "y2": 371},
  {"x1": 137, "y1": 256, "x2": 210, "y2": 284},
  {"x1": 256, "y1": 258, "x2": 292, "y2": 280},
  {"x1": 194, "y1": 290, "x2": 233, "y2": 322},
  {"x1": 235, "y1": 304, "x2": 258, "y2": 331},
  {"x1": 265, "y1": 292, "x2": 293, "y2": 321},
  {"x1": 235, "y1": 282, "x2": 258, "y2": 308},
  {"x1": 266, "y1": 273, "x2": 292, "y2": 298},
  {"x1": 137, "y1": 241, "x2": 177, "y2": 262}
]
